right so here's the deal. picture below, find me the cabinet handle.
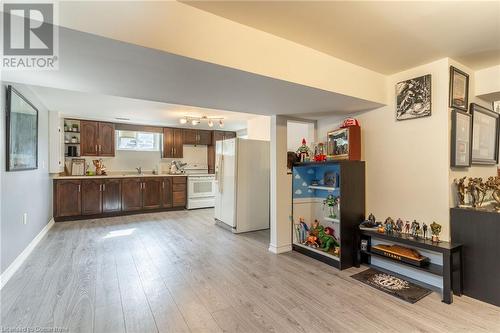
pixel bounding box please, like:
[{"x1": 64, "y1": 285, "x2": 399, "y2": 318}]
[
  {"x1": 102, "y1": 184, "x2": 106, "y2": 191},
  {"x1": 162, "y1": 181, "x2": 164, "y2": 189},
  {"x1": 95, "y1": 144, "x2": 97, "y2": 152},
  {"x1": 78, "y1": 184, "x2": 81, "y2": 192},
  {"x1": 99, "y1": 184, "x2": 102, "y2": 192},
  {"x1": 99, "y1": 144, "x2": 102, "y2": 152}
]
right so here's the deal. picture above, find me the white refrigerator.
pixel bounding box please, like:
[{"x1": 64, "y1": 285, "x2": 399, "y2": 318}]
[{"x1": 214, "y1": 138, "x2": 270, "y2": 233}]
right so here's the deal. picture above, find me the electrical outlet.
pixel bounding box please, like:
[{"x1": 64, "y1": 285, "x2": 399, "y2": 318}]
[{"x1": 23, "y1": 213, "x2": 27, "y2": 225}]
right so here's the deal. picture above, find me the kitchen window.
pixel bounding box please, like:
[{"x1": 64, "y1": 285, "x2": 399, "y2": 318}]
[{"x1": 116, "y1": 130, "x2": 161, "y2": 151}]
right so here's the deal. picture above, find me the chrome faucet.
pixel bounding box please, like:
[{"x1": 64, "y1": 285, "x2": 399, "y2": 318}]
[{"x1": 136, "y1": 167, "x2": 142, "y2": 174}]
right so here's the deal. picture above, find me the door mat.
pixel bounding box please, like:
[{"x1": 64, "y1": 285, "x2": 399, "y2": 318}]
[{"x1": 351, "y1": 268, "x2": 432, "y2": 303}]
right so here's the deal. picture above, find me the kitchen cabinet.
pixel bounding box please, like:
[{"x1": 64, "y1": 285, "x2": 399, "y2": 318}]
[
  {"x1": 163, "y1": 128, "x2": 183, "y2": 158},
  {"x1": 81, "y1": 120, "x2": 115, "y2": 157},
  {"x1": 208, "y1": 131, "x2": 237, "y2": 174},
  {"x1": 102, "y1": 179, "x2": 121, "y2": 213},
  {"x1": 162, "y1": 177, "x2": 173, "y2": 208},
  {"x1": 98, "y1": 122, "x2": 115, "y2": 156},
  {"x1": 53, "y1": 176, "x2": 187, "y2": 221},
  {"x1": 172, "y1": 176, "x2": 187, "y2": 207},
  {"x1": 143, "y1": 178, "x2": 162, "y2": 210},
  {"x1": 122, "y1": 178, "x2": 143, "y2": 211},
  {"x1": 54, "y1": 180, "x2": 81, "y2": 217},
  {"x1": 81, "y1": 179, "x2": 103, "y2": 215},
  {"x1": 183, "y1": 129, "x2": 212, "y2": 145}
]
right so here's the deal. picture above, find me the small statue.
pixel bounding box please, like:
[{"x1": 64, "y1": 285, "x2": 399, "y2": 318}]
[
  {"x1": 368, "y1": 213, "x2": 376, "y2": 224},
  {"x1": 384, "y1": 217, "x2": 395, "y2": 234},
  {"x1": 296, "y1": 138, "x2": 312, "y2": 162},
  {"x1": 395, "y1": 218, "x2": 404, "y2": 234},
  {"x1": 454, "y1": 176, "x2": 467, "y2": 206},
  {"x1": 410, "y1": 220, "x2": 420, "y2": 238},
  {"x1": 93, "y1": 159, "x2": 106, "y2": 175},
  {"x1": 467, "y1": 178, "x2": 478, "y2": 207},
  {"x1": 404, "y1": 221, "x2": 410, "y2": 234},
  {"x1": 422, "y1": 223, "x2": 428, "y2": 239},
  {"x1": 323, "y1": 194, "x2": 338, "y2": 219},
  {"x1": 486, "y1": 176, "x2": 500, "y2": 211},
  {"x1": 430, "y1": 221, "x2": 442, "y2": 242}
]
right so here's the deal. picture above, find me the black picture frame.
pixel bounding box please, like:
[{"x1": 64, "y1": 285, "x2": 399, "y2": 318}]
[
  {"x1": 395, "y1": 74, "x2": 432, "y2": 121},
  {"x1": 451, "y1": 109, "x2": 472, "y2": 167},
  {"x1": 470, "y1": 103, "x2": 499, "y2": 165},
  {"x1": 449, "y1": 66, "x2": 469, "y2": 112},
  {"x1": 6, "y1": 85, "x2": 39, "y2": 171}
]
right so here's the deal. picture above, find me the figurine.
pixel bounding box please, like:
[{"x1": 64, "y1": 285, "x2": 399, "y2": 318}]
[
  {"x1": 93, "y1": 159, "x2": 106, "y2": 175},
  {"x1": 410, "y1": 220, "x2": 420, "y2": 238},
  {"x1": 384, "y1": 217, "x2": 395, "y2": 234},
  {"x1": 395, "y1": 218, "x2": 404, "y2": 234},
  {"x1": 296, "y1": 138, "x2": 312, "y2": 162},
  {"x1": 323, "y1": 194, "x2": 339, "y2": 219},
  {"x1": 422, "y1": 223, "x2": 428, "y2": 239},
  {"x1": 368, "y1": 213, "x2": 376, "y2": 224},
  {"x1": 404, "y1": 221, "x2": 410, "y2": 234},
  {"x1": 486, "y1": 176, "x2": 500, "y2": 211},
  {"x1": 313, "y1": 142, "x2": 327, "y2": 162},
  {"x1": 318, "y1": 226, "x2": 339, "y2": 252},
  {"x1": 454, "y1": 176, "x2": 467, "y2": 207},
  {"x1": 430, "y1": 222, "x2": 442, "y2": 242}
]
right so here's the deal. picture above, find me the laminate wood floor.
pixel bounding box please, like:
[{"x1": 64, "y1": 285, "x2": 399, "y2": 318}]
[{"x1": 1, "y1": 209, "x2": 499, "y2": 333}]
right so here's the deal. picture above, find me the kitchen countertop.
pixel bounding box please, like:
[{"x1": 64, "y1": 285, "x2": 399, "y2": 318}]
[{"x1": 52, "y1": 173, "x2": 187, "y2": 180}]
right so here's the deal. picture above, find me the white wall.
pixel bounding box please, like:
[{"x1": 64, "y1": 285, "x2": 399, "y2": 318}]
[
  {"x1": 1, "y1": 83, "x2": 52, "y2": 274},
  {"x1": 246, "y1": 115, "x2": 271, "y2": 141},
  {"x1": 287, "y1": 121, "x2": 315, "y2": 152},
  {"x1": 475, "y1": 65, "x2": 500, "y2": 101}
]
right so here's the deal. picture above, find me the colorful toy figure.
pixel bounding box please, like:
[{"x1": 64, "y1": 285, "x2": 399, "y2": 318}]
[
  {"x1": 430, "y1": 221, "x2": 442, "y2": 242},
  {"x1": 404, "y1": 221, "x2": 410, "y2": 234},
  {"x1": 323, "y1": 194, "x2": 339, "y2": 219},
  {"x1": 296, "y1": 138, "x2": 312, "y2": 162},
  {"x1": 313, "y1": 142, "x2": 327, "y2": 162},
  {"x1": 396, "y1": 218, "x2": 404, "y2": 234},
  {"x1": 384, "y1": 217, "x2": 395, "y2": 234},
  {"x1": 422, "y1": 223, "x2": 428, "y2": 239},
  {"x1": 411, "y1": 220, "x2": 420, "y2": 238}
]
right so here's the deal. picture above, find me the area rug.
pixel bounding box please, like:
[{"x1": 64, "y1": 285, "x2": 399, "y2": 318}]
[{"x1": 351, "y1": 268, "x2": 432, "y2": 303}]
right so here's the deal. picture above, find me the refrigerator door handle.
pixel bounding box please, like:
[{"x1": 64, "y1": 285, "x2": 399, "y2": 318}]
[{"x1": 218, "y1": 155, "x2": 224, "y2": 193}]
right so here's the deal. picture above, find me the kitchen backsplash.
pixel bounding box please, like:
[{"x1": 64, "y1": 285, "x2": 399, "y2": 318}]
[{"x1": 65, "y1": 145, "x2": 207, "y2": 174}]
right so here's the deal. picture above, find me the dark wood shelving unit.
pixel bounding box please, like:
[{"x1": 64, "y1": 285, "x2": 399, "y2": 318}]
[{"x1": 359, "y1": 229, "x2": 463, "y2": 304}]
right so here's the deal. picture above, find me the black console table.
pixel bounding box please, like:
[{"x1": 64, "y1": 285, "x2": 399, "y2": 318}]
[
  {"x1": 358, "y1": 229, "x2": 463, "y2": 304},
  {"x1": 451, "y1": 207, "x2": 500, "y2": 307}
]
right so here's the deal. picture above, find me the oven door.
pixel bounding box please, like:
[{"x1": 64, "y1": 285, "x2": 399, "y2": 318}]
[{"x1": 188, "y1": 176, "x2": 215, "y2": 198}]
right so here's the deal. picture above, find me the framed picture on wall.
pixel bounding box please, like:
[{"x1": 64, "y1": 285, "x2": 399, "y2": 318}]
[
  {"x1": 6, "y1": 85, "x2": 38, "y2": 171},
  {"x1": 395, "y1": 74, "x2": 432, "y2": 121},
  {"x1": 451, "y1": 109, "x2": 472, "y2": 167},
  {"x1": 471, "y1": 103, "x2": 499, "y2": 165},
  {"x1": 449, "y1": 66, "x2": 469, "y2": 112}
]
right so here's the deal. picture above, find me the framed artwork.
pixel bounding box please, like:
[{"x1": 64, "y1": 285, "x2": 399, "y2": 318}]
[
  {"x1": 449, "y1": 66, "x2": 469, "y2": 112},
  {"x1": 471, "y1": 103, "x2": 499, "y2": 165},
  {"x1": 71, "y1": 158, "x2": 86, "y2": 176},
  {"x1": 6, "y1": 85, "x2": 38, "y2": 171},
  {"x1": 396, "y1": 74, "x2": 432, "y2": 121},
  {"x1": 493, "y1": 101, "x2": 500, "y2": 114},
  {"x1": 451, "y1": 109, "x2": 472, "y2": 167}
]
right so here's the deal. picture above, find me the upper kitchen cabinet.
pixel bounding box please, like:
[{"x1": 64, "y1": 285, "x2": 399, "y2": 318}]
[
  {"x1": 80, "y1": 120, "x2": 115, "y2": 157},
  {"x1": 183, "y1": 129, "x2": 212, "y2": 145},
  {"x1": 212, "y1": 131, "x2": 236, "y2": 145},
  {"x1": 163, "y1": 127, "x2": 183, "y2": 158}
]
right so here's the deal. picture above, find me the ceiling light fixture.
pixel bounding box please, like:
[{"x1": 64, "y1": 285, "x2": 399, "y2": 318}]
[{"x1": 179, "y1": 115, "x2": 225, "y2": 128}]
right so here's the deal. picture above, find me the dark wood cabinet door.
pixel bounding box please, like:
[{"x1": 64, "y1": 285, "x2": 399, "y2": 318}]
[
  {"x1": 98, "y1": 122, "x2": 115, "y2": 157},
  {"x1": 172, "y1": 176, "x2": 186, "y2": 207},
  {"x1": 81, "y1": 179, "x2": 102, "y2": 215},
  {"x1": 212, "y1": 130, "x2": 225, "y2": 144},
  {"x1": 173, "y1": 128, "x2": 183, "y2": 158},
  {"x1": 80, "y1": 121, "x2": 99, "y2": 156},
  {"x1": 143, "y1": 178, "x2": 162, "y2": 210},
  {"x1": 207, "y1": 145, "x2": 215, "y2": 174},
  {"x1": 182, "y1": 129, "x2": 198, "y2": 145},
  {"x1": 163, "y1": 128, "x2": 174, "y2": 158},
  {"x1": 224, "y1": 131, "x2": 236, "y2": 140},
  {"x1": 103, "y1": 179, "x2": 121, "y2": 213},
  {"x1": 162, "y1": 177, "x2": 173, "y2": 208},
  {"x1": 55, "y1": 180, "x2": 81, "y2": 217},
  {"x1": 121, "y1": 178, "x2": 143, "y2": 211},
  {"x1": 198, "y1": 130, "x2": 212, "y2": 145}
]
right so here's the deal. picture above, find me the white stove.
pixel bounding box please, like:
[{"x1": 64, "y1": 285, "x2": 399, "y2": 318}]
[{"x1": 184, "y1": 164, "x2": 215, "y2": 209}]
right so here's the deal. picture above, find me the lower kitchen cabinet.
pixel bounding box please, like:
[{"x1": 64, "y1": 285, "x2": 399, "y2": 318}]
[
  {"x1": 54, "y1": 180, "x2": 82, "y2": 217},
  {"x1": 143, "y1": 178, "x2": 162, "y2": 209},
  {"x1": 53, "y1": 176, "x2": 187, "y2": 221},
  {"x1": 81, "y1": 179, "x2": 103, "y2": 215},
  {"x1": 122, "y1": 178, "x2": 143, "y2": 211},
  {"x1": 103, "y1": 179, "x2": 121, "y2": 213}
]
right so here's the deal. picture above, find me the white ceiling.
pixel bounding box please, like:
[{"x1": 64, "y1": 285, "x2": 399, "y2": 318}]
[
  {"x1": 28, "y1": 86, "x2": 256, "y2": 131},
  {"x1": 185, "y1": 1, "x2": 500, "y2": 74},
  {"x1": 3, "y1": 25, "x2": 383, "y2": 120}
]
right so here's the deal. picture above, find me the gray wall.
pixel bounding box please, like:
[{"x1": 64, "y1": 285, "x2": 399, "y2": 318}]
[{"x1": 0, "y1": 83, "x2": 52, "y2": 274}]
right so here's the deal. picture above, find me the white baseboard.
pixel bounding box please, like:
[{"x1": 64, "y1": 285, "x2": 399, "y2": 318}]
[
  {"x1": 268, "y1": 243, "x2": 292, "y2": 254},
  {"x1": 0, "y1": 218, "x2": 55, "y2": 290}
]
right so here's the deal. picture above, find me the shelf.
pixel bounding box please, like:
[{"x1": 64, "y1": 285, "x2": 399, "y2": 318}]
[
  {"x1": 64, "y1": 131, "x2": 80, "y2": 133},
  {"x1": 324, "y1": 217, "x2": 340, "y2": 223},
  {"x1": 361, "y1": 250, "x2": 443, "y2": 276},
  {"x1": 65, "y1": 142, "x2": 80, "y2": 145},
  {"x1": 293, "y1": 243, "x2": 340, "y2": 261},
  {"x1": 308, "y1": 185, "x2": 337, "y2": 191}
]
